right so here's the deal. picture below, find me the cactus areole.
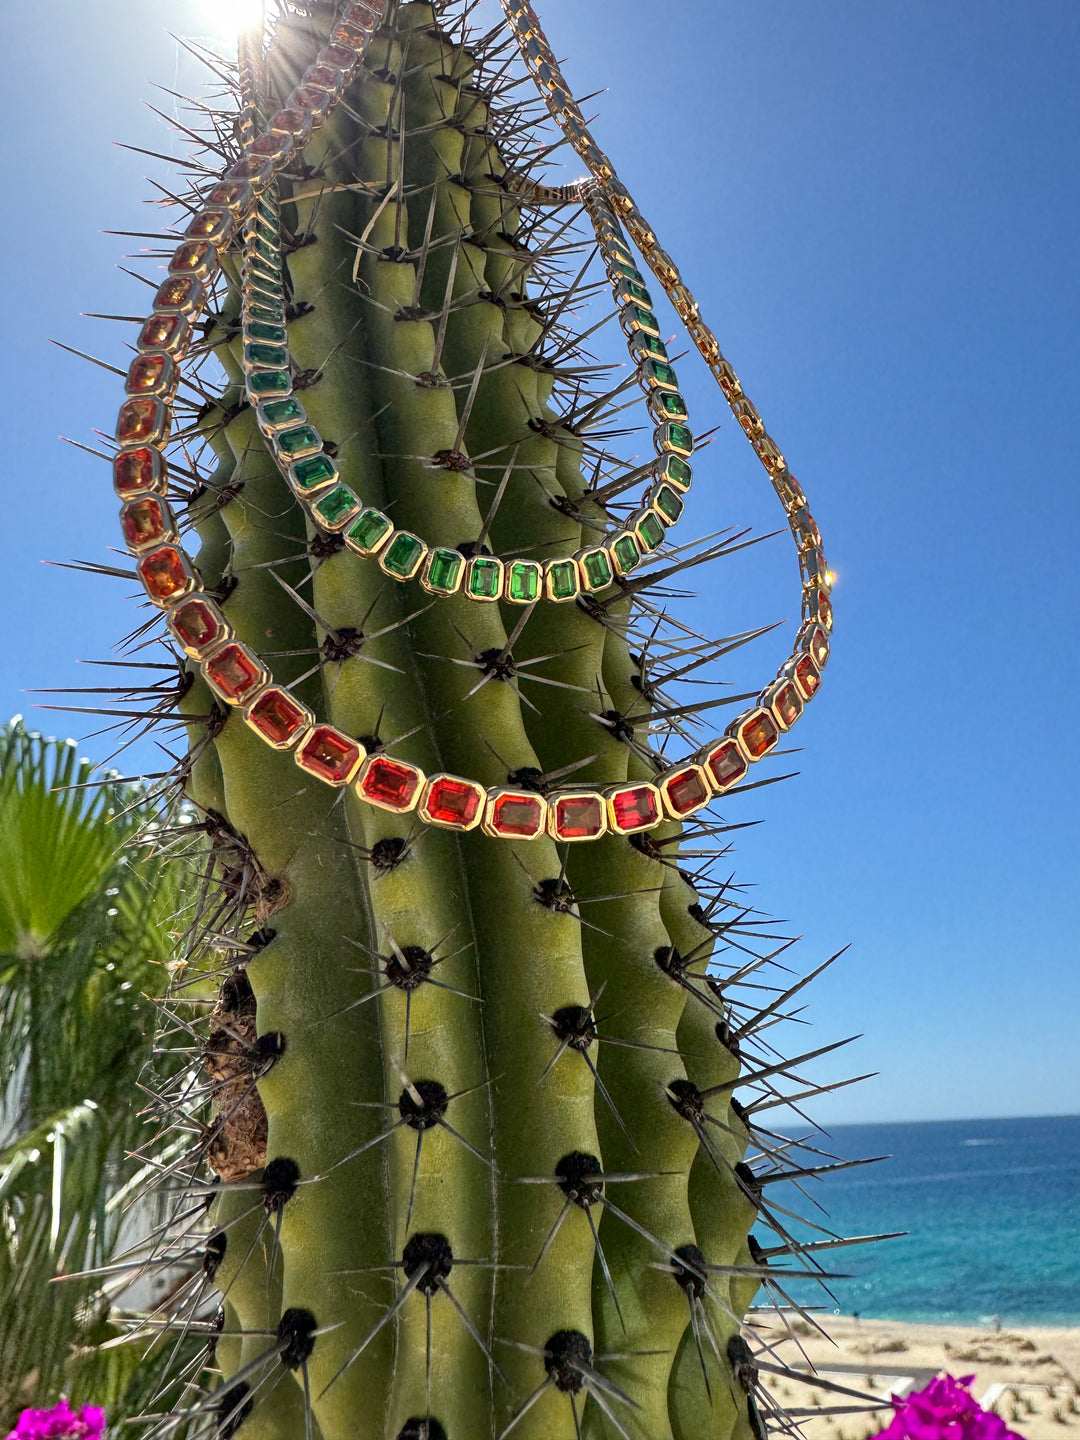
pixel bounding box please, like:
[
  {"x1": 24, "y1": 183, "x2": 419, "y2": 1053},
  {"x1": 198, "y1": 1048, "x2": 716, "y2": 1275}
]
[{"x1": 95, "y1": 3, "x2": 865, "y2": 1438}]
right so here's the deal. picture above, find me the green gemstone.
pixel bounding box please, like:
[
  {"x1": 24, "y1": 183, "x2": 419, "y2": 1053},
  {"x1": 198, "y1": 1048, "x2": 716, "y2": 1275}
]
[
  {"x1": 630, "y1": 306, "x2": 661, "y2": 335},
  {"x1": 580, "y1": 548, "x2": 613, "y2": 591},
  {"x1": 644, "y1": 360, "x2": 678, "y2": 389},
  {"x1": 261, "y1": 397, "x2": 305, "y2": 428},
  {"x1": 655, "y1": 391, "x2": 689, "y2": 420},
  {"x1": 248, "y1": 301, "x2": 285, "y2": 324},
  {"x1": 467, "y1": 557, "x2": 502, "y2": 599},
  {"x1": 624, "y1": 279, "x2": 653, "y2": 306},
  {"x1": 656, "y1": 422, "x2": 694, "y2": 456},
  {"x1": 608, "y1": 238, "x2": 634, "y2": 262},
  {"x1": 254, "y1": 236, "x2": 279, "y2": 265},
  {"x1": 256, "y1": 198, "x2": 278, "y2": 225},
  {"x1": 612, "y1": 533, "x2": 642, "y2": 574},
  {"x1": 634, "y1": 333, "x2": 668, "y2": 361},
  {"x1": 291, "y1": 454, "x2": 338, "y2": 491},
  {"x1": 424, "y1": 548, "x2": 464, "y2": 594},
  {"x1": 613, "y1": 260, "x2": 644, "y2": 282},
  {"x1": 636, "y1": 511, "x2": 666, "y2": 551},
  {"x1": 652, "y1": 484, "x2": 684, "y2": 524},
  {"x1": 658, "y1": 453, "x2": 693, "y2": 490},
  {"x1": 381, "y1": 531, "x2": 426, "y2": 578},
  {"x1": 276, "y1": 424, "x2": 321, "y2": 456},
  {"x1": 546, "y1": 559, "x2": 579, "y2": 601},
  {"x1": 313, "y1": 484, "x2": 360, "y2": 529},
  {"x1": 507, "y1": 561, "x2": 540, "y2": 603},
  {"x1": 247, "y1": 369, "x2": 291, "y2": 398},
  {"x1": 245, "y1": 320, "x2": 287, "y2": 344},
  {"x1": 245, "y1": 342, "x2": 289, "y2": 369},
  {"x1": 249, "y1": 263, "x2": 282, "y2": 289},
  {"x1": 346, "y1": 508, "x2": 393, "y2": 554}
]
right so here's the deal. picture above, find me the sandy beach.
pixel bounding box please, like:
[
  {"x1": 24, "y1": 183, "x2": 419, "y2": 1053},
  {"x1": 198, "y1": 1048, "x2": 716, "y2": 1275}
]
[{"x1": 748, "y1": 1313, "x2": 1080, "y2": 1438}]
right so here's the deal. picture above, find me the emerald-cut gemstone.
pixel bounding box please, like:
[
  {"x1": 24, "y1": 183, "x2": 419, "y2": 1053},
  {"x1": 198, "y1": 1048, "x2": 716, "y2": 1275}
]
[
  {"x1": 628, "y1": 306, "x2": 660, "y2": 336},
  {"x1": 657, "y1": 452, "x2": 692, "y2": 490},
  {"x1": 422, "y1": 548, "x2": 464, "y2": 595},
  {"x1": 607, "y1": 238, "x2": 634, "y2": 263},
  {"x1": 612, "y1": 260, "x2": 644, "y2": 282},
  {"x1": 641, "y1": 360, "x2": 678, "y2": 390},
  {"x1": 545, "y1": 558, "x2": 579, "y2": 602},
  {"x1": 254, "y1": 236, "x2": 279, "y2": 265},
  {"x1": 621, "y1": 278, "x2": 653, "y2": 306},
  {"x1": 633, "y1": 332, "x2": 668, "y2": 361},
  {"x1": 579, "y1": 548, "x2": 613, "y2": 592},
  {"x1": 652, "y1": 391, "x2": 689, "y2": 420},
  {"x1": 275, "y1": 424, "x2": 321, "y2": 458},
  {"x1": 290, "y1": 453, "x2": 338, "y2": 493},
  {"x1": 248, "y1": 301, "x2": 285, "y2": 325},
  {"x1": 506, "y1": 560, "x2": 541, "y2": 603},
  {"x1": 655, "y1": 422, "x2": 694, "y2": 457},
  {"x1": 248, "y1": 369, "x2": 292, "y2": 399},
  {"x1": 314, "y1": 484, "x2": 361, "y2": 530},
  {"x1": 245, "y1": 342, "x2": 289, "y2": 369},
  {"x1": 466, "y1": 557, "x2": 503, "y2": 600},
  {"x1": 635, "y1": 511, "x2": 665, "y2": 552},
  {"x1": 248, "y1": 263, "x2": 282, "y2": 291},
  {"x1": 379, "y1": 531, "x2": 426, "y2": 579},
  {"x1": 345, "y1": 508, "x2": 393, "y2": 554},
  {"x1": 259, "y1": 397, "x2": 306, "y2": 430},
  {"x1": 651, "y1": 483, "x2": 684, "y2": 525},
  {"x1": 611, "y1": 532, "x2": 642, "y2": 574},
  {"x1": 245, "y1": 320, "x2": 287, "y2": 344}
]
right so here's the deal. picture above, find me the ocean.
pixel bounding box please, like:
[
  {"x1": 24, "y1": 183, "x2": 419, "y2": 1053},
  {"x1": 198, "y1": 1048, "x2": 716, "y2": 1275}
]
[{"x1": 762, "y1": 1114, "x2": 1080, "y2": 1327}]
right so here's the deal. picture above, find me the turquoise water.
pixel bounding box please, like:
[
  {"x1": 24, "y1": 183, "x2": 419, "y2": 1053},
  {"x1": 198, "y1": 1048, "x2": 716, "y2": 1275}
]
[{"x1": 762, "y1": 1115, "x2": 1080, "y2": 1326}]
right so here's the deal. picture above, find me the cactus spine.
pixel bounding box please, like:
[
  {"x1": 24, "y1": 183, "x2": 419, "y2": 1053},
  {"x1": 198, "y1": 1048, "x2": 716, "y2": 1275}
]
[{"x1": 85, "y1": 3, "x2": 866, "y2": 1438}]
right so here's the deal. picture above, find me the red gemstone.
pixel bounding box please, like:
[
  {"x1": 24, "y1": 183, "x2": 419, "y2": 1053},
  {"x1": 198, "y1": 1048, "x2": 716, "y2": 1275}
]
[
  {"x1": 609, "y1": 784, "x2": 661, "y2": 833},
  {"x1": 154, "y1": 274, "x2": 204, "y2": 314},
  {"x1": 139, "y1": 312, "x2": 190, "y2": 355},
  {"x1": 343, "y1": 1, "x2": 381, "y2": 25},
  {"x1": 332, "y1": 22, "x2": 368, "y2": 47},
  {"x1": 322, "y1": 44, "x2": 360, "y2": 73},
  {"x1": 488, "y1": 791, "x2": 544, "y2": 838},
  {"x1": 304, "y1": 65, "x2": 343, "y2": 92},
  {"x1": 423, "y1": 775, "x2": 483, "y2": 829},
  {"x1": 117, "y1": 397, "x2": 166, "y2": 445},
  {"x1": 207, "y1": 179, "x2": 254, "y2": 213},
  {"x1": 359, "y1": 755, "x2": 424, "y2": 812},
  {"x1": 137, "y1": 546, "x2": 192, "y2": 603},
  {"x1": 205, "y1": 643, "x2": 266, "y2": 703},
  {"x1": 736, "y1": 710, "x2": 779, "y2": 760},
  {"x1": 126, "y1": 352, "x2": 175, "y2": 397},
  {"x1": 768, "y1": 681, "x2": 803, "y2": 729},
  {"x1": 113, "y1": 446, "x2": 164, "y2": 497},
  {"x1": 794, "y1": 653, "x2": 821, "y2": 699},
  {"x1": 704, "y1": 738, "x2": 747, "y2": 792},
  {"x1": 552, "y1": 793, "x2": 605, "y2": 840},
  {"x1": 662, "y1": 766, "x2": 709, "y2": 817},
  {"x1": 169, "y1": 240, "x2": 215, "y2": 277},
  {"x1": 185, "y1": 207, "x2": 233, "y2": 242},
  {"x1": 167, "y1": 596, "x2": 227, "y2": 657},
  {"x1": 297, "y1": 726, "x2": 364, "y2": 784},
  {"x1": 228, "y1": 154, "x2": 275, "y2": 184},
  {"x1": 806, "y1": 625, "x2": 830, "y2": 668},
  {"x1": 270, "y1": 107, "x2": 313, "y2": 139},
  {"x1": 805, "y1": 587, "x2": 833, "y2": 633},
  {"x1": 246, "y1": 687, "x2": 311, "y2": 748},
  {"x1": 120, "y1": 497, "x2": 169, "y2": 550},
  {"x1": 251, "y1": 130, "x2": 292, "y2": 159}
]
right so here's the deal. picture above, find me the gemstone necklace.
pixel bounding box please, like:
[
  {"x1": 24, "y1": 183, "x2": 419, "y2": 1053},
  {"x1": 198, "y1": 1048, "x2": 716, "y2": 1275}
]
[{"x1": 110, "y1": 0, "x2": 833, "y2": 843}]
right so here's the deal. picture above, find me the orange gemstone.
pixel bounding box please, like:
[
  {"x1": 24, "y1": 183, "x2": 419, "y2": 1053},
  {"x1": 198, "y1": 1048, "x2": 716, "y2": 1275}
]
[
  {"x1": 704, "y1": 738, "x2": 747, "y2": 792},
  {"x1": 113, "y1": 446, "x2": 165, "y2": 498},
  {"x1": 661, "y1": 766, "x2": 710, "y2": 818},
  {"x1": 184, "y1": 208, "x2": 235, "y2": 246},
  {"x1": 422, "y1": 775, "x2": 484, "y2": 830},
  {"x1": 137, "y1": 546, "x2": 192, "y2": 603},
  {"x1": 119, "y1": 496, "x2": 171, "y2": 551},
  {"x1": 767, "y1": 680, "x2": 803, "y2": 730},
  {"x1": 486, "y1": 791, "x2": 545, "y2": 839},
  {"x1": 608, "y1": 783, "x2": 661, "y2": 833},
  {"x1": 805, "y1": 624, "x2": 830, "y2": 669},
  {"x1": 167, "y1": 596, "x2": 228, "y2": 658},
  {"x1": 251, "y1": 131, "x2": 292, "y2": 160},
  {"x1": 297, "y1": 726, "x2": 364, "y2": 784},
  {"x1": 169, "y1": 240, "x2": 216, "y2": 279},
  {"x1": 138, "y1": 312, "x2": 191, "y2": 356},
  {"x1": 116, "y1": 397, "x2": 166, "y2": 445},
  {"x1": 735, "y1": 710, "x2": 779, "y2": 760},
  {"x1": 804, "y1": 587, "x2": 833, "y2": 633},
  {"x1": 125, "y1": 352, "x2": 175, "y2": 398},
  {"x1": 794, "y1": 653, "x2": 821, "y2": 699},
  {"x1": 154, "y1": 274, "x2": 205, "y2": 315},
  {"x1": 358, "y1": 756, "x2": 424, "y2": 813},
  {"x1": 205, "y1": 643, "x2": 266, "y2": 704},
  {"x1": 551, "y1": 793, "x2": 605, "y2": 841},
  {"x1": 206, "y1": 179, "x2": 254, "y2": 214},
  {"x1": 246, "y1": 687, "x2": 311, "y2": 748}
]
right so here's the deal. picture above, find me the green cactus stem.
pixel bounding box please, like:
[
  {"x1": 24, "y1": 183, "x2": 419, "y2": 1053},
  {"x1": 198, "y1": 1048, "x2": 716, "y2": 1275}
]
[{"x1": 60, "y1": 3, "x2": 887, "y2": 1438}]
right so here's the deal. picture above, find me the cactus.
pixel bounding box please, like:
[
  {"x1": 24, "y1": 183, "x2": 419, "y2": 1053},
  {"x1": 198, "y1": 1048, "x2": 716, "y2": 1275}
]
[{"x1": 71, "y1": 3, "x2": 885, "y2": 1438}]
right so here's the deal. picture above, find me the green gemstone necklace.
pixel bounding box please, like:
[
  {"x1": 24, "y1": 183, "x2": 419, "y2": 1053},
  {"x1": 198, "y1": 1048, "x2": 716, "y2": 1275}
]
[{"x1": 111, "y1": 0, "x2": 833, "y2": 842}]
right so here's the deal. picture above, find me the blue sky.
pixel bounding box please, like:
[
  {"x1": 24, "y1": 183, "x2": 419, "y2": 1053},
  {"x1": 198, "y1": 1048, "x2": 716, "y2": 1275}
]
[{"x1": 2, "y1": 0, "x2": 1077, "y2": 1124}]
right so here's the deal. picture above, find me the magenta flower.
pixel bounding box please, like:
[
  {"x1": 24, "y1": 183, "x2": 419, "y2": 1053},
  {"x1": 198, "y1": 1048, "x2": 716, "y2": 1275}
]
[
  {"x1": 5, "y1": 1400, "x2": 106, "y2": 1440},
  {"x1": 874, "y1": 1374, "x2": 1020, "y2": 1440}
]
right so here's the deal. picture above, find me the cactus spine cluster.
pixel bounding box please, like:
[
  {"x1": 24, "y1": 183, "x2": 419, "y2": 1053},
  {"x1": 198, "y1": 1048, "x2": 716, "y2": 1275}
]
[{"x1": 79, "y1": 3, "x2": 870, "y2": 1438}]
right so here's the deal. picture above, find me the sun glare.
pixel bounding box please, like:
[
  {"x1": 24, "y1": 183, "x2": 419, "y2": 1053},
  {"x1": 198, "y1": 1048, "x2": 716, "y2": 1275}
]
[{"x1": 198, "y1": 0, "x2": 266, "y2": 41}]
